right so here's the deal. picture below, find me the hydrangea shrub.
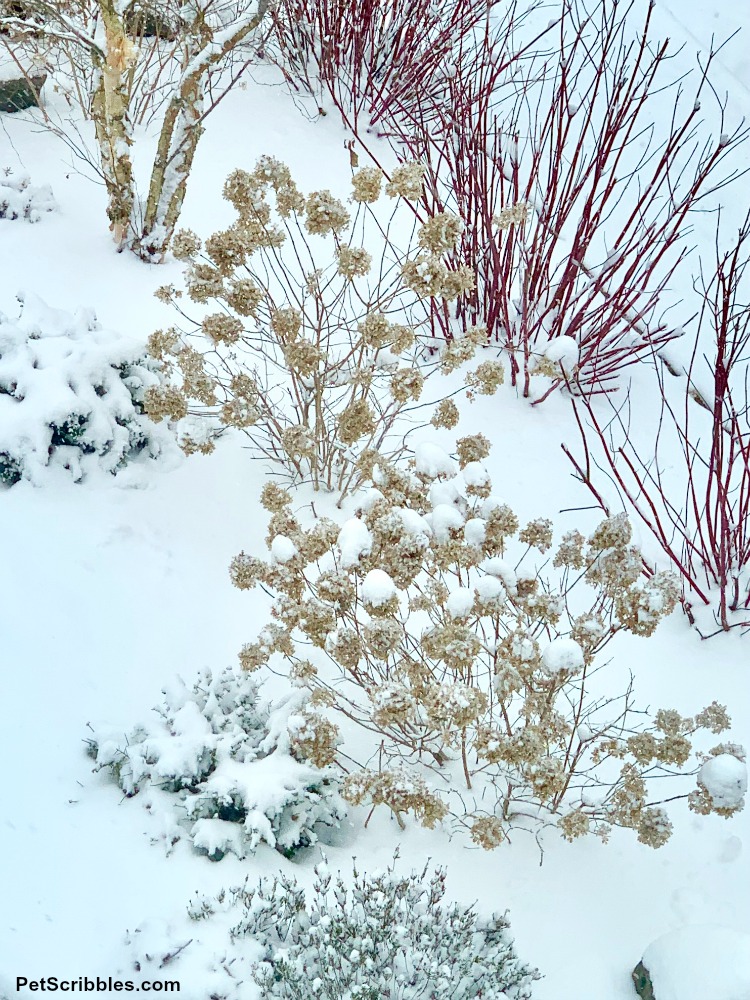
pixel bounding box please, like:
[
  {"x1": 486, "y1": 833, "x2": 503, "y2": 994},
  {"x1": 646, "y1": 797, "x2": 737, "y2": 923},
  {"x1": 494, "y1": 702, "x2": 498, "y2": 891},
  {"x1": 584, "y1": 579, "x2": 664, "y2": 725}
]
[
  {"x1": 145, "y1": 157, "x2": 479, "y2": 499},
  {"x1": 86, "y1": 664, "x2": 346, "y2": 860},
  {"x1": 0, "y1": 293, "x2": 173, "y2": 485},
  {"x1": 230, "y1": 438, "x2": 745, "y2": 847}
]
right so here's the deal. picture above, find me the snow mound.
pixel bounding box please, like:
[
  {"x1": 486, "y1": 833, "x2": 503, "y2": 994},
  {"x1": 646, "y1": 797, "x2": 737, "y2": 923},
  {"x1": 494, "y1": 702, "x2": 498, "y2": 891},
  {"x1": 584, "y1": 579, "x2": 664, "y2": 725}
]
[
  {"x1": 540, "y1": 638, "x2": 584, "y2": 676},
  {"x1": 698, "y1": 754, "x2": 748, "y2": 810},
  {"x1": 641, "y1": 925, "x2": 750, "y2": 1000},
  {"x1": 361, "y1": 568, "x2": 397, "y2": 606},
  {"x1": 0, "y1": 170, "x2": 57, "y2": 223}
]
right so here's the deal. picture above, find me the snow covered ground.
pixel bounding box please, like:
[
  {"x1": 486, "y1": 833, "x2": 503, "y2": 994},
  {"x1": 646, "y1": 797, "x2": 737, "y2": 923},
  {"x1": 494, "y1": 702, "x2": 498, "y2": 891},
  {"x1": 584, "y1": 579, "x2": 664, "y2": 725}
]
[{"x1": 2, "y1": 2, "x2": 750, "y2": 998}]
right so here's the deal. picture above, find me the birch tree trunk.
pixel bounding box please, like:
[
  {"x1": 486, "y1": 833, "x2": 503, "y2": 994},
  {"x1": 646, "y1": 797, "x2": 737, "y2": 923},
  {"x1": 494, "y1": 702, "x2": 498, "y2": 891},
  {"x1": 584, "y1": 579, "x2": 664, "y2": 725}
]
[{"x1": 132, "y1": 0, "x2": 270, "y2": 261}]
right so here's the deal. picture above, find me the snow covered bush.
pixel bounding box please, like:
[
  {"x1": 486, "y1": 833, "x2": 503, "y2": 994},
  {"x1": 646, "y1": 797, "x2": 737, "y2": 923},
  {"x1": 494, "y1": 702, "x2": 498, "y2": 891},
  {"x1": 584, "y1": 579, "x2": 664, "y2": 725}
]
[
  {"x1": 0, "y1": 169, "x2": 56, "y2": 221},
  {"x1": 230, "y1": 438, "x2": 745, "y2": 847},
  {"x1": 0, "y1": 293, "x2": 174, "y2": 486},
  {"x1": 146, "y1": 157, "x2": 477, "y2": 501},
  {"x1": 86, "y1": 664, "x2": 346, "y2": 860},
  {"x1": 119, "y1": 854, "x2": 539, "y2": 998}
]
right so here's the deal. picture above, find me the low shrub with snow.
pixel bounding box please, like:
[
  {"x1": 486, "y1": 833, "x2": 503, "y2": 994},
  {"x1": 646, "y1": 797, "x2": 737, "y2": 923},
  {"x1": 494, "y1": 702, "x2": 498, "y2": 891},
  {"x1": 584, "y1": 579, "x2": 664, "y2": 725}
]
[
  {"x1": 0, "y1": 293, "x2": 175, "y2": 485},
  {"x1": 0, "y1": 170, "x2": 57, "y2": 223},
  {"x1": 240, "y1": 854, "x2": 539, "y2": 999},
  {"x1": 125, "y1": 854, "x2": 539, "y2": 1000},
  {"x1": 86, "y1": 664, "x2": 346, "y2": 861},
  {"x1": 229, "y1": 438, "x2": 745, "y2": 848}
]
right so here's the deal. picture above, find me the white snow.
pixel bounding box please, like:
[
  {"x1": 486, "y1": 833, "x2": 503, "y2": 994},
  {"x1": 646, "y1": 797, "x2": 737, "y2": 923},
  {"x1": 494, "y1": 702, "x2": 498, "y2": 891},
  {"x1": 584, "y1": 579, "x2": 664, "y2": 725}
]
[
  {"x1": 461, "y1": 460, "x2": 491, "y2": 489},
  {"x1": 542, "y1": 335, "x2": 579, "y2": 375},
  {"x1": 337, "y1": 517, "x2": 373, "y2": 567},
  {"x1": 540, "y1": 637, "x2": 585, "y2": 676},
  {"x1": 270, "y1": 534, "x2": 298, "y2": 563},
  {"x1": 464, "y1": 517, "x2": 487, "y2": 547},
  {"x1": 414, "y1": 441, "x2": 458, "y2": 479},
  {"x1": 429, "y1": 502, "x2": 466, "y2": 542},
  {"x1": 361, "y1": 568, "x2": 397, "y2": 606},
  {"x1": 641, "y1": 925, "x2": 750, "y2": 1000},
  {"x1": 446, "y1": 587, "x2": 475, "y2": 619},
  {"x1": 480, "y1": 557, "x2": 518, "y2": 594},
  {"x1": 698, "y1": 754, "x2": 748, "y2": 810}
]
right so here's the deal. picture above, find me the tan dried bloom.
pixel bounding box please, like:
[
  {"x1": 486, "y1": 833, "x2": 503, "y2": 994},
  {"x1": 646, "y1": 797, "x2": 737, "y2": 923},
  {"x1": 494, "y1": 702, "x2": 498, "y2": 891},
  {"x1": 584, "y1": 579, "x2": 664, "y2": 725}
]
[
  {"x1": 201, "y1": 313, "x2": 244, "y2": 345},
  {"x1": 229, "y1": 551, "x2": 266, "y2": 590},
  {"x1": 186, "y1": 263, "x2": 225, "y2": 303},
  {"x1": 402, "y1": 255, "x2": 474, "y2": 301},
  {"x1": 146, "y1": 327, "x2": 180, "y2": 362},
  {"x1": 342, "y1": 769, "x2": 448, "y2": 828},
  {"x1": 359, "y1": 311, "x2": 391, "y2": 349},
  {"x1": 385, "y1": 162, "x2": 427, "y2": 200},
  {"x1": 440, "y1": 332, "x2": 482, "y2": 373},
  {"x1": 363, "y1": 620, "x2": 403, "y2": 660},
  {"x1": 431, "y1": 398, "x2": 460, "y2": 429},
  {"x1": 290, "y1": 711, "x2": 340, "y2": 768},
  {"x1": 223, "y1": 168, "x2": 257, "y2": 210},
  {"x1": 250, "y1": 156, "x2": 305, "y2": 217},
  {"x1": 470, "y1": 816, "x2": 505, "y2": 849},
  {"x1": 456, "y1": 433, "x2": 491, "y2": 468},
  {"x1": 351, "y1": 166, "x2": 382, "y2": 203},
  {"x1": 260, "y1": 482, "x2": 293, "y2": 512},
  {"x1": 494, "y1": 202, "x2": 530, "y2": 230},
  {"x1": 271, "y1": 307, "x2": 302, "y2": 343},
  {"x1": 305, "y1": 190, "x2": 350, "y2": 235},
  {"x1": 143, "y1": 384, "x2": 188, "y2": 422},
  {"x1": 154, "y1": 284, "x2": 178, "y2": 305},
  {"x1": 289, "y1": 658, "x2": 317, "y2": 684},
  {"x1": 519, "y1": 518, "x2": 554, "y2": 552},
  {"x1": 390, "y1": 325, "x2": 415, "y2": 353},
  {"x1": 553, "y1": 530, "x2": 586, "y2": 570},
  {"x1": 418, "y1": 213, "x2": 463, "y2": 253},
  {"x1": 205, "y1": 226, "x2": 249, "y2": 275},
  {"x1": 282, "y1": 424, "x2": 315, "y2": 458},
  {"x1": 484, "y1": 504, "x2": 519, "y2": 552},
  {"x1": 589, "y1": 513, "x2": 632, "y2": 551},
  {"x1": 559, "y1": 809, "x2": 591, "y2": 842},
  {"x1": 221, "y1": 396, "x2": 259, "y2": 428},
  {"x1": 465, "y1": 360, "x2": 505, "y2": 396},
  {"x1": 171, "y1": 228, "x2": 202, "y2": 260},
  {"x1": 336, "y1": 244, "x2": 372, "y2": 279},
  {"x1": 284, "y1": 338, "x2": 324, "y2": 377},
  {"x1": 637, "y1": 807, "x2": 673, "y2": 848},
  {"x1": 694, "y1": 702, "x2": 731, "y2": 734},
  {"x1": 389, "y1": 368, "x2": 424, "y2": 404},
  {"x1": 326, "y1": 628, "x2": 363, "y2": 669},
  {"x1": 238, "y1": 641, "x2": 268, "y2": 672},
  {"x1": 627, "y1": 732, "x2": 658, "y2": 764},
  {"x1": 225, "y1": 278, "x2": 263, "y2": 317},
  {"x1": 338, "y1": 399, "x2": 376, "y2": 445}
]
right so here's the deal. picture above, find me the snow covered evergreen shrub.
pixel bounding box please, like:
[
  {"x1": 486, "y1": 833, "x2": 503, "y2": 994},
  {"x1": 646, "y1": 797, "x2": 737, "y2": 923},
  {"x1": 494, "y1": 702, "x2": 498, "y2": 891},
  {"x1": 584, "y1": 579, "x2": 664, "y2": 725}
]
[
  {"x1": 0, "y1": 293, "x2": 173, "y2": 485},
  {"x1": 230, "y1": 439, "x2": 745, "y2": 848},
  {"x1": 86, "y1": 664, "x2": 346, "y2": 860},
  {"x1": 0, "y1": 169, "x2": 57, "y2": 222},
  {"x1": 119, "y1": 854, "x2": 539, "y2": 998},
  {"x1": 146, "y1": 157, "x2": 478, "y2": 500},
  {"x1": 238, "y1": 854, "x2": 539, "y2": 999}
]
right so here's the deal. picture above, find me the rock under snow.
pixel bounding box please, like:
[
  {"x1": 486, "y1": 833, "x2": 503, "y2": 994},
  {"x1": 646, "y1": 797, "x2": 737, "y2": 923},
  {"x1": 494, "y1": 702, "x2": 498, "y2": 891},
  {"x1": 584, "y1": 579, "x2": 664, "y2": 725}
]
[{"x1": 636, "y1": 925, "x2": 750, "y2": 1000}]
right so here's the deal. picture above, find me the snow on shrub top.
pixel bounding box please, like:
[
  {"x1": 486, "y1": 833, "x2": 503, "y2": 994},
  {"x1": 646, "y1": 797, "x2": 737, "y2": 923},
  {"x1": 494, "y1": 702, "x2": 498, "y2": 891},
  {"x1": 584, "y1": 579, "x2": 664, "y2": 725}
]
[
  {"x1": 0, "y1": 170, "x2": 57, "y2": 223},
  {"x1": 87, "y1": 664, "x2": 346, "y2": 861},
  {"x1": 0, "y1": 293, "x2": 176, "y2": 485}
]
